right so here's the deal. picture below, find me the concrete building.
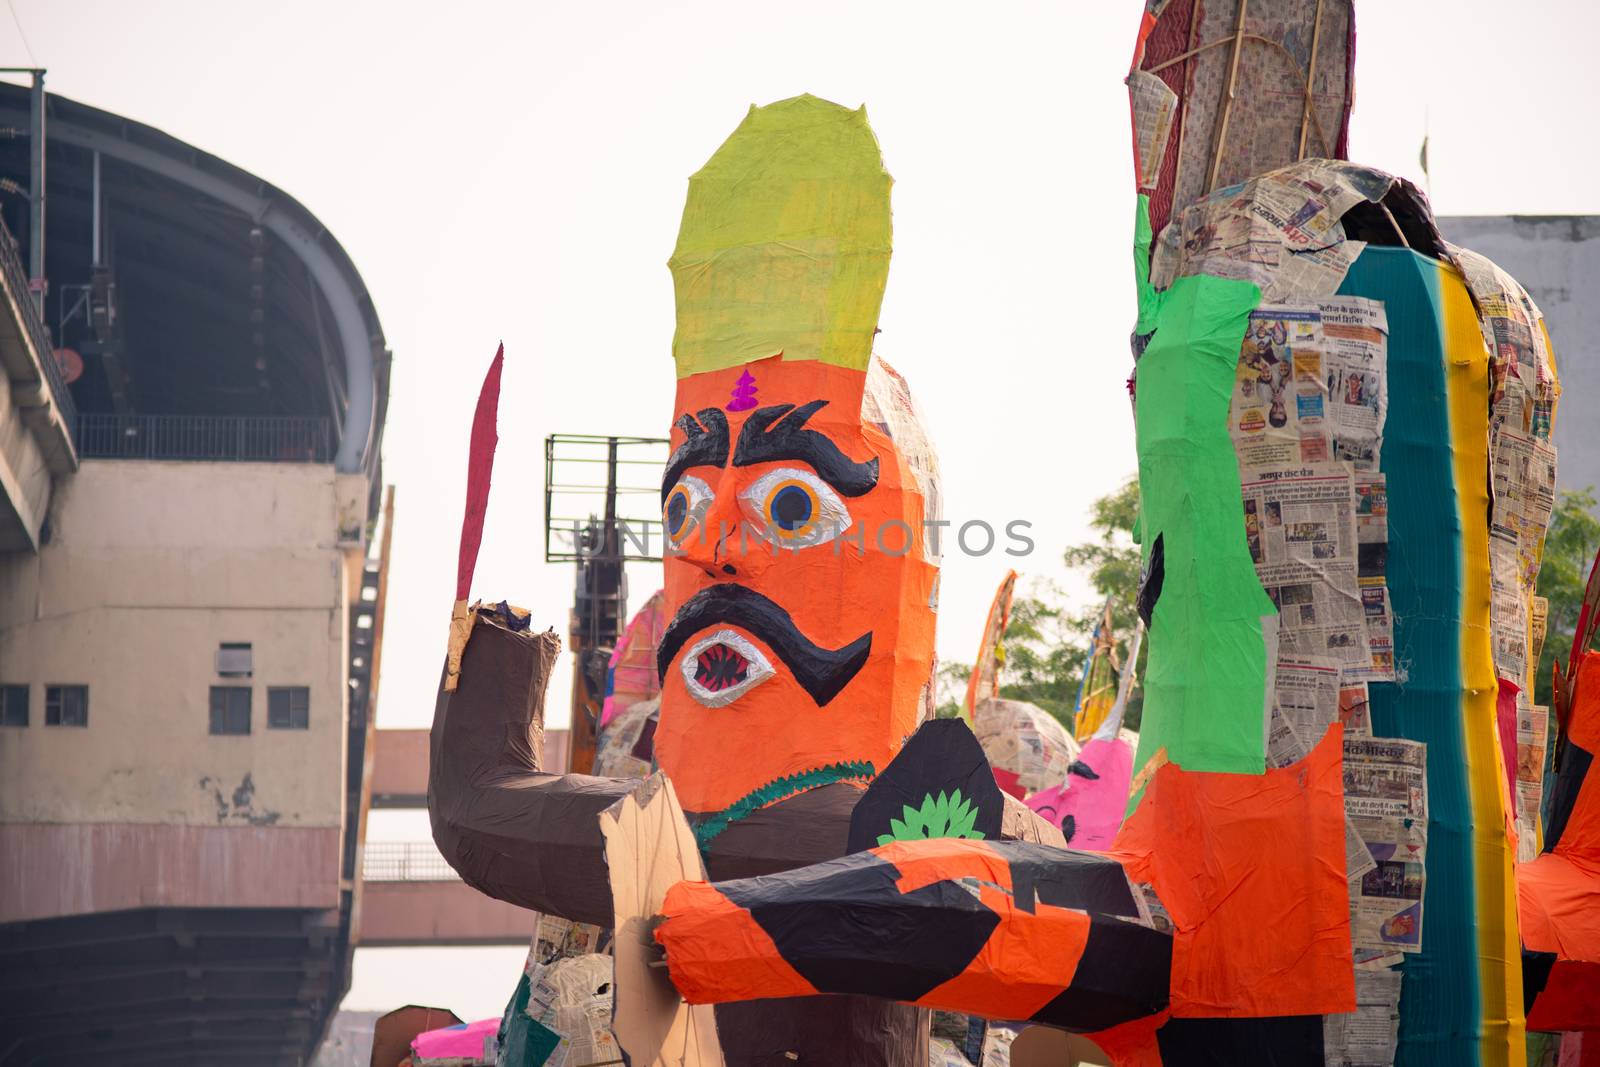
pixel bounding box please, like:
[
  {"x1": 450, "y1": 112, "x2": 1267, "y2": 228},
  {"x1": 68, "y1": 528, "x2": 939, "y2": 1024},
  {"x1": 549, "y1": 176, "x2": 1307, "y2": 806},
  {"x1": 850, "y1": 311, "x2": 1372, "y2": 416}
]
[
  {"x1": 1439, "y1": 216, "x2": 1600, "y2": 499},
  {"x1": 0, "y1": 80, "x2": 391, "y2": 1066}
]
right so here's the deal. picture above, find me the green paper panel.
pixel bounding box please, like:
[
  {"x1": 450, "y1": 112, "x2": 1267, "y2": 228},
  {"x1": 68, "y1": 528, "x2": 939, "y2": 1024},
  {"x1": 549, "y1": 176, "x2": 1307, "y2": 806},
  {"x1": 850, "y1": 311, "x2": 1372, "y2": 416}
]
[
  {"x1": 1134, "y1": 195, "x2": 1160, "y2": 335},
  {"x1": 1131, "y1": 272, "x2": 1274, "y2": 791}
]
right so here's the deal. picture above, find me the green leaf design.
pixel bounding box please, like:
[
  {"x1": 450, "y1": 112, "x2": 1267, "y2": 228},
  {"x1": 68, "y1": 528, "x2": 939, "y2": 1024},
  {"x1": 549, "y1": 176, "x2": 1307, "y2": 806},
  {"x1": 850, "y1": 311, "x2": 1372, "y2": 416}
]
[{"x1": 878, "y1": 790, "x2": 986, "y2": 843}]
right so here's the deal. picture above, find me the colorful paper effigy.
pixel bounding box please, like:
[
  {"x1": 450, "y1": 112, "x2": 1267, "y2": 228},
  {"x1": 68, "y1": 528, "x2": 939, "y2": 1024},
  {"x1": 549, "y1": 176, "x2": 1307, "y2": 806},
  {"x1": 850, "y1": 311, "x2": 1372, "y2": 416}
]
[
  {"x1": 434, "y1": 95, "x2": 949, "y2": 1066},
  {"x1": 1120, "y1": 0, "x2": 1576, "y2": 1059},
  {"x1": 410, "y1": 1018, "x2": 499, "y2": 1067},
  {"x1": 637, "y1": 89, "x2": 1385, "y2": 1063},
  {"x1": 428, "y1": 5, "x2": 1595, "y2": 1064},
  {"x1": 975, "y1": 697, "x2": 1080, "y2": 800},
  {"x1": 1520, "y1": 554, "x2": 1600, "y2": 1039},
  {"x1": 1072, "y1": 599, "x2": 1121, "y2": 742},
  {"x1": 961, "y1": 570, "x2": 1140, "y2": 850},
  {"x1": 963, "y1": 570, "x2": 1016, "y2": 723},
  {"x1": 599, "y1": 589, "x2": 667, "y2": 730},
  {"x1": 594, "y1": 590, "x2": 668, "y2": 779},
  {"x1": 964, "y1": 572, "x2": 1083, "y2": 801}
]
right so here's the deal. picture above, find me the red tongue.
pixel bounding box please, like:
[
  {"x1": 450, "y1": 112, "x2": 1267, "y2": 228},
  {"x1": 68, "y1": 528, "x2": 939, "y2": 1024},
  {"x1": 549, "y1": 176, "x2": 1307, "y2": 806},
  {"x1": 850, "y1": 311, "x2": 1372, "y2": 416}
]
[{"x1": 695, "y1": 643, "x2": 750, "y2": 692}]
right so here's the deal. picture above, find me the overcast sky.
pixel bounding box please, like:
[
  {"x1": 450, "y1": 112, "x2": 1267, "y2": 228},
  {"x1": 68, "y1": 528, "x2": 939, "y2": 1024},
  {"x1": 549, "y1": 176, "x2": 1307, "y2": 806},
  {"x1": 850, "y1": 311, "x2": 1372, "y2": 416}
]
[{"x1": 12, "y1": 0, "x2": 1597, "y2": 1026}]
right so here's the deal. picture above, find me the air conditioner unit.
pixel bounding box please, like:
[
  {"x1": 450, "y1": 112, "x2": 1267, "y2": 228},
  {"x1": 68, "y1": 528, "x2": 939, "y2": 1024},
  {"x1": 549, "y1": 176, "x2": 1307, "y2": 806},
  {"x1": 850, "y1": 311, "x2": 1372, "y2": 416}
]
[{"x1": 216, "y1": 643, "x2": 253, "y2": 677}]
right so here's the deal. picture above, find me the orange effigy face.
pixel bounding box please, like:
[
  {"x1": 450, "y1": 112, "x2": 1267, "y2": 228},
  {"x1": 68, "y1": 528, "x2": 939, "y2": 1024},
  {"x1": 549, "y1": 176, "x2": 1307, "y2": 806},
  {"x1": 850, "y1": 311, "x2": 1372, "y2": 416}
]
[{"x1": 655, "y1": 355, "x2": 938, "y2": 821}]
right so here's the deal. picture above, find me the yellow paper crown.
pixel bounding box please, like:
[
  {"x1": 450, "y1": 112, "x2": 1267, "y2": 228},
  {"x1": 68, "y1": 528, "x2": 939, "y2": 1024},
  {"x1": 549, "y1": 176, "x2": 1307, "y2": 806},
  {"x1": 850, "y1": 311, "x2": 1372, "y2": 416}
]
[{"x1": 669, "y1": 94, "x2": 893, "y2": 379}]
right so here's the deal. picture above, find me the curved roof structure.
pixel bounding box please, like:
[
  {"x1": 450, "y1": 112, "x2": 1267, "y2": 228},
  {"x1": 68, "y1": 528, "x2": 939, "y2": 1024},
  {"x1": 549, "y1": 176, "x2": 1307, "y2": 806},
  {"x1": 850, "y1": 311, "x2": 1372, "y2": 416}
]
[{"x1": 0, "y1": 80, "x2": 389, "y2": 475}]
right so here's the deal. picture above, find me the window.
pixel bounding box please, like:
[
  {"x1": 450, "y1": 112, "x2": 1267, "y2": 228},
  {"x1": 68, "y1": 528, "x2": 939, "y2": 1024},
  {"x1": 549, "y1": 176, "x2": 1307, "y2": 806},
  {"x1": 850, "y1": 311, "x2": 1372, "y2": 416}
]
[
  {"x1": 268, "y1": 687, "x2": 310, "y2": 730},
  {"x1": 216, "y1": 642, "x2": 253, "y2": 678},
  {"x1": 209, "y1": 686, "x2": 251, "y2": 735},
  {"x1": 45, "y1": 685, "x2": 88, "y2": 727},
  {"x1": 0, "y1": 685, "x2": 27, "y2": 727}
]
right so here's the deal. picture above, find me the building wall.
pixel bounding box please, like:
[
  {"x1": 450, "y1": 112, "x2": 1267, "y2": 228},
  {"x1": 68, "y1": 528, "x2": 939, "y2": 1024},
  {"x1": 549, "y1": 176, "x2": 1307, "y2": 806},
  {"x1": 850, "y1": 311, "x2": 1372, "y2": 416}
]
[
  {"x1": 0, "y1": 459, "x2": 360, "y2": 919},
  {"x1": 1439, "y1": 216, "x2": 1600, "y2": 500},
  {"x1": 0, "y1": 367, "x2": 52, "y2": 550}
]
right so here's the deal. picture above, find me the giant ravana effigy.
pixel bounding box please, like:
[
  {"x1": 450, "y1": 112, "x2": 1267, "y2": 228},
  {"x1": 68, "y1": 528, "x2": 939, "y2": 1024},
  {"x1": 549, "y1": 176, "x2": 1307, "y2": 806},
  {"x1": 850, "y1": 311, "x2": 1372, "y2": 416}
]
[{"x1": 427, "y1": 3, "x2": 1600, "y2": 1064}]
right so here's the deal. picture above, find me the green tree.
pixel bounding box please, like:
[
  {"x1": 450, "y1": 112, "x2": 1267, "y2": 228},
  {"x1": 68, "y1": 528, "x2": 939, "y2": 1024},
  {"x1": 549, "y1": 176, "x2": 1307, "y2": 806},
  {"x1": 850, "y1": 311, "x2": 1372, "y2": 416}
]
[
  {"x1": 1535, "y1": 488, "x2": 1600, "y2": 706},
  {"x1": 939, "y1": 476, "x2": 1147, "y2": 731}
]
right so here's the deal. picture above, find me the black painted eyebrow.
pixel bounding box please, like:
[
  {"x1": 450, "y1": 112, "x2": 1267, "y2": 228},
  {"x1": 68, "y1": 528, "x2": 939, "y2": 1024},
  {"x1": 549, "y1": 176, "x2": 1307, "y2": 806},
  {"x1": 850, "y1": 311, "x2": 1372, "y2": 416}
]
[
  {"x1": 731, "y1": 401, "x2": 879, "y2": 497},
  {"x1": 662, "y1": 408, "x2": 730, "y2": 504}
]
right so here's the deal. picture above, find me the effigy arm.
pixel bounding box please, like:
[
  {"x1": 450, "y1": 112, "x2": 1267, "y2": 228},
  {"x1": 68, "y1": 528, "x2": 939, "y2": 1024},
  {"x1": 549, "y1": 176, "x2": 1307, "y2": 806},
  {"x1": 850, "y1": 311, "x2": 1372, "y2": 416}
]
[
  {"x1": 654, "y1": 836, "x2": 1171, "y2": 1034},
  {"x1": 429, "y1": 610, "x2": 632, "y2": 927}
]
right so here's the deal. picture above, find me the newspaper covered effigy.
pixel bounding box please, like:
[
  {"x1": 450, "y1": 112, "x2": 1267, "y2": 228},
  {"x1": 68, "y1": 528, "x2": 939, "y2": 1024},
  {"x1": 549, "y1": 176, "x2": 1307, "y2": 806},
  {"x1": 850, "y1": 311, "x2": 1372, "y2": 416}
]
[
  {"x1": 524, "y1": 955, "x2": 618, "y2": 1067},
  {"x1": 1120, "y1": 1, "x2": 1586, "y2": 1052},
  {"x1": 1322, "y1": 968, "x2": 1403, "y2": 1067},
  {"x1": 492, "y1": 914, "x2": 609, "y2": 1066},
  {"x1": 1139, "y1": 154, "x2": 1423, "y2": 1058},
  {"x1": 972, "y1": 696, "x2": 1081, "y2": 795},
  {"x1": 1343, "y1": 738, "x2": 1427, "y2": 955},
  {"x1": 1447, "y1": 247, "x2": 1562, "y2": 867},
  {"x1": 1151, "y1": 161, "x2": 1391, "y2": 301},
  {"x1": 592, "y1": 694, "x2": 659, "y2": 779},
  {"x1": 1451, "y1": 247, "x2": 1560, "y2": 684}
]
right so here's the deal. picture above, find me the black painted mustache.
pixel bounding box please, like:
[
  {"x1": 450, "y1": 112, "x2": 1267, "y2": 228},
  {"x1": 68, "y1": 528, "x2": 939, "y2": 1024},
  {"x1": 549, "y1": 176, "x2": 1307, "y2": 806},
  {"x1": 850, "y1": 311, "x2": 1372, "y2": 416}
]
[{"x1": 658, "y1": 585, "x2": 872, "y2": 708}]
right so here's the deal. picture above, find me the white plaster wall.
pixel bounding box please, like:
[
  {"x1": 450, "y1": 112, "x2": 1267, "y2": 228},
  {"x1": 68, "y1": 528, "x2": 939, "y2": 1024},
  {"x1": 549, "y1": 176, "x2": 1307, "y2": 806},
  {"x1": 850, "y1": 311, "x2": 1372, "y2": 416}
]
[{"x1": 0, "y1": 459, "x2": 356, "y2": 828}]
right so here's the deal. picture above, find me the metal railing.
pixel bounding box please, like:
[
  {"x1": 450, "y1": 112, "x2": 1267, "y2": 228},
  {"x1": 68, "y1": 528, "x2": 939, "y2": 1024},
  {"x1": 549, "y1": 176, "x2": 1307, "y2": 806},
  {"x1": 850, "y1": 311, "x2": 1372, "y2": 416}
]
[
  {"x1": 0, "y1": 215, "x2": 76, "y2": 429},
  {"x1": 76, "y1": 413, "x2": 333, "y2": 462},
  {"x1": 362, "y1": 841, "x2": 461, "y2": 882}
]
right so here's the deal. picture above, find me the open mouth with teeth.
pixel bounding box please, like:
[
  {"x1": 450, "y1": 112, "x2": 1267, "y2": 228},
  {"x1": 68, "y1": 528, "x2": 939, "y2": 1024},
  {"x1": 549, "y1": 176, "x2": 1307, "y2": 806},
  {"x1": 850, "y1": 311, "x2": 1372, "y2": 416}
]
[{"x1": 679, "y1": 629, "x2": 775, "y2": 707}]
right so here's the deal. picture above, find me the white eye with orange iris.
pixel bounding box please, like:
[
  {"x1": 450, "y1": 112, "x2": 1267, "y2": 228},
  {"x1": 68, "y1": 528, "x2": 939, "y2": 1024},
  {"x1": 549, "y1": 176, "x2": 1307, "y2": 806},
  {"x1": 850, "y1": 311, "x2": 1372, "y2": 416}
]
[
  {"x1": 739, "y1": 467, "x2": 850, "y2": 547},
  {"x1": 663, "y1": 475, "x2": 714, "y2": 547}
]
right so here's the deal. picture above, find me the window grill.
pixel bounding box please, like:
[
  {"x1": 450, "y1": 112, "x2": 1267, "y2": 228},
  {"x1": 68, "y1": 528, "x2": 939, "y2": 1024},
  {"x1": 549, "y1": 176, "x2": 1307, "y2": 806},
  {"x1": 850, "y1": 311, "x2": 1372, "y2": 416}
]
[
  {"x1": 209, "y1": 686, "x2": 252, "y2": 735},
  {"x1": 268, "y1": 686, "x2": 310, "y2": 729},
  {"x1": 44, "y1": 685, "x2": 87, "y2": 727},
  {"x1": 0, "y1": 685, "x2": 27, "y2": 727}
]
